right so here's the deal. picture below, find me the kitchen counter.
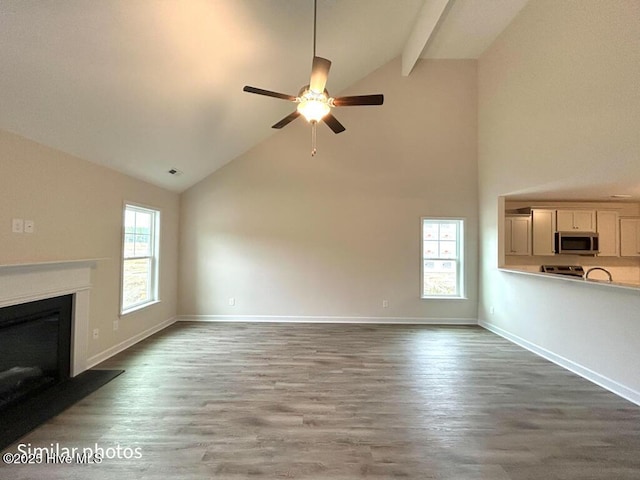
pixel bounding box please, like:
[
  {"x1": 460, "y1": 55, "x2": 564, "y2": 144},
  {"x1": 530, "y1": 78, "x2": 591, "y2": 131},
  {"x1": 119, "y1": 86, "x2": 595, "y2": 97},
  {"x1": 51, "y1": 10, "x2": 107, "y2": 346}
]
[{"x1": 499, "y1": 267, "x2": 640, "y2": 293}]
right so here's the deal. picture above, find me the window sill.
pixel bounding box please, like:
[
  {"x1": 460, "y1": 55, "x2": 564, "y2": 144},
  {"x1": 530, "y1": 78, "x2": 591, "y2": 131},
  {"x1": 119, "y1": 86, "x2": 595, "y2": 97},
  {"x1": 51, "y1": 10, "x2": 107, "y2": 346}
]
[
  {"x1": 421, "y1": 296, "x2": 467, "y2": 300},
  {"x1": 120, "y1": 299, "x2": 161, "y2": 317}
]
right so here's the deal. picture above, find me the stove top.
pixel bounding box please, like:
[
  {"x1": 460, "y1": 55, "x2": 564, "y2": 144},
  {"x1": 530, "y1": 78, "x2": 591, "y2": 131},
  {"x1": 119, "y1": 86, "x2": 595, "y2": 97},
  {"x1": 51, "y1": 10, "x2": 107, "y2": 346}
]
[{"x1": 540, "y1": 265, "x2": 585, "y2": 277}]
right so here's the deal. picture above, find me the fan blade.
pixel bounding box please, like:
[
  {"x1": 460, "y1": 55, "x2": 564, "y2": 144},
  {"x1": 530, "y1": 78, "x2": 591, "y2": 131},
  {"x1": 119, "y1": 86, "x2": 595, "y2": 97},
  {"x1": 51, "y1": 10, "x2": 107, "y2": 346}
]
[
  {"x1": 243, "y1": 86, "x2": 296, "y2": 102},
  {"x1": 309, "y1": 56, "x2": 331, "y2": 93},
  {"x1": 322, "y1": 113, "x2": 346, "y2": 134},
  {"x1": 332, "y1": 94, "x2": 384, "y2": 107},
  {"x1": 272, "y1": 111, "x2": 301, "y2": 129}
]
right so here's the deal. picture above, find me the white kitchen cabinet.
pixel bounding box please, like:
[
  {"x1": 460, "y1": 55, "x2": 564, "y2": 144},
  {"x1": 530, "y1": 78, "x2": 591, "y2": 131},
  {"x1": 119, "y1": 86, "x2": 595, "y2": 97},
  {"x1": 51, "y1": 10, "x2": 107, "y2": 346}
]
[
  {"x1": 596, "y1": 210, "x2": 619, "y2": 257},
  {"x1": 505, "y1": 215, "x2": 531, "y2": 255},
  {"x1": 532, "y1": 209, "x2": 556, "y2": 256},
  {"x1": 620, "y1": 218, "x2": 640, "y2": 257},
  {"x1": 556, "y1": 210, "x2": 596, "y2": 232}
]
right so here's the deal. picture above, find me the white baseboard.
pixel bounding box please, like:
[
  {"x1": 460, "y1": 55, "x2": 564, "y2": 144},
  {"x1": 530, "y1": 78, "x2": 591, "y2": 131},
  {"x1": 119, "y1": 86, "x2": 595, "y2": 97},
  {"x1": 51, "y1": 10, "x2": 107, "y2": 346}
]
[
  {"x1": 177, "y1": 314, "x2": 477, "y2": 325},
  {"x1": 479, "y1": 320, "x2": 640, "y2": 407},
  {"x1": 86, "y1": 316, "x2": 176, "y2": 369}
]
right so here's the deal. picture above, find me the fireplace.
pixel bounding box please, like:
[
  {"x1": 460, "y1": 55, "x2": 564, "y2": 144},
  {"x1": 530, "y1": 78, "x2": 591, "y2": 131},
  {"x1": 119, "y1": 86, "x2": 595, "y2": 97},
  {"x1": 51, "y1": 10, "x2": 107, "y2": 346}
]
[
  {"x1": 0, "y1": 261, "x2": 119, "y2": 450},
  {"x1": 0, "y1": 295, "x2": 73, "y2": 411},
  {"x1": 0, "y1": 259, "x2": 95, "y2": 379}
]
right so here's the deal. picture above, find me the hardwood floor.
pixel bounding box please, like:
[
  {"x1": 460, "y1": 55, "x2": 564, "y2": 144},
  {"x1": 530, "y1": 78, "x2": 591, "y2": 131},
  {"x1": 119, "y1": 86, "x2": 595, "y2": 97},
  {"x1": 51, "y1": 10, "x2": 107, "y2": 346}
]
[{"x1": 2, "y1": 322, "x2": 640, "y2": 479}]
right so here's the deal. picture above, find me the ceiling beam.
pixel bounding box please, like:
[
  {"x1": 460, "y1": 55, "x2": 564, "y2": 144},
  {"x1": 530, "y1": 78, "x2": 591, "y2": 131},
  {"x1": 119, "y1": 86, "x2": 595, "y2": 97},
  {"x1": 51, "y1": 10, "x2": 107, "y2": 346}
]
[{"x1": 401, "y1": 0, "x2": 452, "y2": 76}]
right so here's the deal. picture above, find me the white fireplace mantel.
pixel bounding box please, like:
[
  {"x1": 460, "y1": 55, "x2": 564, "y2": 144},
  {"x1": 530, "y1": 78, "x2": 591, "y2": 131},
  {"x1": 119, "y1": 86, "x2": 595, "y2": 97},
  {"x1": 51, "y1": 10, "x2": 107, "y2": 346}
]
[{"x1": 0, "y1": 259, "x2": 102, "y2": 377}]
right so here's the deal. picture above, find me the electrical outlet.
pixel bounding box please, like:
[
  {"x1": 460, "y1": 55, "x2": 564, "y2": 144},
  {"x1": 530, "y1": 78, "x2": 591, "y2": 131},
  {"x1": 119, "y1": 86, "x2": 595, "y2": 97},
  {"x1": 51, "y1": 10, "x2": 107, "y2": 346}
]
[
  {"x1": 228, "y1": 297, "x2": 235, "y2": 306},
  {"x1": 93, "y1": 328, "x2": 99, "y2": 339},
  {"x1": 489, "y1": 306, "x2": 495, "y2": 315},
  {"x1": 382, "y1": 300, "x2": 389, "y2": 308},
  {"x1": 113, "y1": 320, "x2": 119, "y2": 331},
  {"x1": 12, "y1": 218, "x2": 24, "y2": 233},
  {"x1": 24, "y1": 220, "x2": 34, "y2": 234}
]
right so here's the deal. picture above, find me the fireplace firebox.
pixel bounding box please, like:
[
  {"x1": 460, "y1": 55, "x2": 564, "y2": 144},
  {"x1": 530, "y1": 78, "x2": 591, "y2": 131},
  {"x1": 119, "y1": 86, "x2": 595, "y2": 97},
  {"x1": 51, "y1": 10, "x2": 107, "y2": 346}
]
[{"x1": 0, "y1": 295, "x2": 73, "y2": 411}]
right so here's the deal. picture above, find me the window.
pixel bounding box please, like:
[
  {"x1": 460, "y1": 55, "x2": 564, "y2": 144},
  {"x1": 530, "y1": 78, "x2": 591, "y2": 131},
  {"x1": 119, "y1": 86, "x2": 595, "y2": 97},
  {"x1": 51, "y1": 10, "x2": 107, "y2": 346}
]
[
  {"x1": 422, "y1": 218, "x2": 464, "y2": 298},
  {"x1": 121, "y1": 204, "x2": 160, "y2": 314}
]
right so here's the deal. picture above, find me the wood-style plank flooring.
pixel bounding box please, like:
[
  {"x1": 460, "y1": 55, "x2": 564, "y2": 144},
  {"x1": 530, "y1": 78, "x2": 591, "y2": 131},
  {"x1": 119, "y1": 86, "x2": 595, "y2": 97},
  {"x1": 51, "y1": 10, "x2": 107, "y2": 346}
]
[{"x1": 2, "y1": 322, "x2": 640, "y2": 479}]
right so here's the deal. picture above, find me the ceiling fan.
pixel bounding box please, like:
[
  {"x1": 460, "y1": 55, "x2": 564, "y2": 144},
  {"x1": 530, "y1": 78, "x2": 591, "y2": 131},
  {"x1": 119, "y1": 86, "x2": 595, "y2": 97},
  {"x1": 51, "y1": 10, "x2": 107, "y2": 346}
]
[{"x1": 242, "y1": 0, "x2": 384, "y2": 156}]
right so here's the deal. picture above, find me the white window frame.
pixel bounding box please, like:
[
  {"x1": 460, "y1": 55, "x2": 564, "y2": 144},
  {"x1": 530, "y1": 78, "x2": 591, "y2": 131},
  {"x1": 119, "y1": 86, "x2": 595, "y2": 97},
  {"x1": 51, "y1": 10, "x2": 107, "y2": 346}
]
[
  {"x1": 421, "y1": 217, "x2": 465, "y2": 299},
  {"x1": 120, "y1": 203, "x2": 160, "y2": 315}
]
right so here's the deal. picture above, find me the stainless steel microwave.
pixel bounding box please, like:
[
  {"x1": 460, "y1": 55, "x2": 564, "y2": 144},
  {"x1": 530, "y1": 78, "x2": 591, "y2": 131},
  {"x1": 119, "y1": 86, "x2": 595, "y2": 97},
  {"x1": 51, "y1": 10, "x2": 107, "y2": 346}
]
[{"x1": 554, "y1": 231, "x2": 599, "y2": 255}]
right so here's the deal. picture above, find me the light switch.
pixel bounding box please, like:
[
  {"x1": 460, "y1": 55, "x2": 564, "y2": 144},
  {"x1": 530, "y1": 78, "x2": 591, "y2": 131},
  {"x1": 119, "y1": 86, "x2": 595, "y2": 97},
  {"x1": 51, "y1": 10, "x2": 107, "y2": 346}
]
[
  {"x1": 24, "y1": 220, "x2": 34, "y2": 234},
  {"x1": 12, "y1": 218, "x2": 24, "y2": 233}
]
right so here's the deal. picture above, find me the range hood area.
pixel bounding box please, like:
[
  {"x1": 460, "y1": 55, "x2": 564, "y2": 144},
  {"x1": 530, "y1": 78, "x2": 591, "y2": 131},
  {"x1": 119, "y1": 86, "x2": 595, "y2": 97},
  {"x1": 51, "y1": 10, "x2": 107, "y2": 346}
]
[{"x1": 501, "y1": 199, "x2": 640, "y2": 289}]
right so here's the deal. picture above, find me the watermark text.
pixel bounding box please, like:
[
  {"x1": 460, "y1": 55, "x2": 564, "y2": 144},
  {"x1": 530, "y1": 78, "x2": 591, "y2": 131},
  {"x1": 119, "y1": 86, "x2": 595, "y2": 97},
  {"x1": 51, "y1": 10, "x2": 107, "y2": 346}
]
[{"x1": 2, "y1": 443, "x2": 142, "y2": 465}]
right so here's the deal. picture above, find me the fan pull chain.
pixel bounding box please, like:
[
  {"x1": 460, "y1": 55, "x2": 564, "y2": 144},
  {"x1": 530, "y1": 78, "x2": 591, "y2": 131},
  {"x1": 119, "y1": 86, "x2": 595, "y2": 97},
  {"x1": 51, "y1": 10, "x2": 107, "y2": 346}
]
[{"x1": 311, "y1": 121, "x2": 317, "y2": 156}]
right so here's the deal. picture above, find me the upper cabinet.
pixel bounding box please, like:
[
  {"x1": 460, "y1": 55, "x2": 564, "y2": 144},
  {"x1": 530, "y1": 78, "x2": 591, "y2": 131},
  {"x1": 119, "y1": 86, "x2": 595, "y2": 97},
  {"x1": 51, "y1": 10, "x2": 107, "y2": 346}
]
[
  {"x1": 505, "y1": 201, "x2": 640, "y2": 261},
  {"x1": 505, "y1": 215, "x2": 531, "y2": 256},
  {"x1": 556, "y1": 210, "x2": 596, "y2": 232},
  {"x1": 620, "y1": 218, "x2": 640, "y2": 257},
  {"x1": 596, "y1": 211, "x2": 619, "y2": 257},
  {"x1": 532, "y1": 209, "x2": 556, "y2": 256}
]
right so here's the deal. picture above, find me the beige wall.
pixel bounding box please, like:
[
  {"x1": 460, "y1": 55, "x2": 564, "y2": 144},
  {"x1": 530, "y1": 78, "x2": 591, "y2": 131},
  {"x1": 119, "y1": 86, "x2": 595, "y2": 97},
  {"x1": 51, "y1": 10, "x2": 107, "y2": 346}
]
[
  {"x1": 478, "y1": 0, "x2": 640, "y2": 400},
  {"x1": 179, "y1": 58, "x2": 478, "y2": 321},
  {"x1": 0, "y1": 129, "x2": 180, "y2": 359}
]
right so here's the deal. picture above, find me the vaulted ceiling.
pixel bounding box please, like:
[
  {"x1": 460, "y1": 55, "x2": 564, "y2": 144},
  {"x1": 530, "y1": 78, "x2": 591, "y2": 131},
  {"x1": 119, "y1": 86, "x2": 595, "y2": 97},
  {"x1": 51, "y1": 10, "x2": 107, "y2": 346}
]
[{"x1": 0, "y1": 0, "x2": 528, "y2": 192}]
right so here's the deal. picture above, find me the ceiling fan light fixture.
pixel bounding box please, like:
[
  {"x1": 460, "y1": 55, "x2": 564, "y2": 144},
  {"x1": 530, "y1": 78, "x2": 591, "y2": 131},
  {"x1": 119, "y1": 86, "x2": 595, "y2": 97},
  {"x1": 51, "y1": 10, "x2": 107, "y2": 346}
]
[
  {"x1": 297, "y1": 91, "x2": 330, "y2": 122},
  {"x1": 242, "y1": 0, "x2": 383, "y2": 154}
]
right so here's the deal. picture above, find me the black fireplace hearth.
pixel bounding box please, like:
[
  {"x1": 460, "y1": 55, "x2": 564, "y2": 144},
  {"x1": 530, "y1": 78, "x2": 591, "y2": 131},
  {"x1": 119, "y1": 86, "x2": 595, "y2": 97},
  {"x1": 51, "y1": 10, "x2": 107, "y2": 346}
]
[{"x1": 0, "y1": 295, "x2": 124, "y2": 451}]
